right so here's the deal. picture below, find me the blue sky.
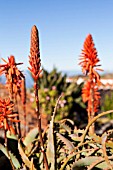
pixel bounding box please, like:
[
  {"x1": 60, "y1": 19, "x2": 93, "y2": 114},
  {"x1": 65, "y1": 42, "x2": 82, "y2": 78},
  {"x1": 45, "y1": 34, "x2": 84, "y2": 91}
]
[{"x1": 0, "y1": 0, "x2": 113, "y2": 73}]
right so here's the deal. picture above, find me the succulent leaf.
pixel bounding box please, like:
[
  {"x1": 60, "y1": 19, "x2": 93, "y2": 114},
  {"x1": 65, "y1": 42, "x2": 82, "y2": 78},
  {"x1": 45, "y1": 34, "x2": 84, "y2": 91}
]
[
  {"x1": 23, "y1": 128, "x2": 38, "y2": 147},
  {"x1": 46, "y1": 112, "x2": 55, "y2": 169},
  {"x1": 58, "y1": 118, "x2": 74, "y2": 134},
  {"x1": 57, "y1": 132, "x2": 74, "y2": 153},
  {"x1": 0, "y1": 143, "x2": 21, "y2": 169},
  {"x1": 18, "y1": 142, "x2": 36, "y2": 170},
  {"x1": 72, "y1": 156, "x2": 113, "y2": 170}
]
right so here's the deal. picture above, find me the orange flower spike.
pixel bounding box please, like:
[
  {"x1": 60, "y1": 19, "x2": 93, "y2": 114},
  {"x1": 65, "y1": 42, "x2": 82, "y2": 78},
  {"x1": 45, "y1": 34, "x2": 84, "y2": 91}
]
[
  {"x1": 9, "y1": 55, "x2": 15, "y2": 65},
  {"x1": 79, "y1": 34, "x2": 103, "y2": 133},
  {"x1": 0, "y1": 98, "x2": 19, "y2": 130},
  {"x1": 28, "y1": 26, "x2": 49, "y2": 169},
  {"x1": 9, "y1": 125, "x2": 16, "y2": 135},
  {"x1": 0, "y1": 55, "x2": 25, "y2": 97},
  {"x1": 82, "y1": 81, "x2": 91, "y2": 102},
  {"x1": 79, "y1": 34, "x2": 101, "y2": 76},
  {"x1": 28, "y1": 25, "x2": 42, "y2": 81}
]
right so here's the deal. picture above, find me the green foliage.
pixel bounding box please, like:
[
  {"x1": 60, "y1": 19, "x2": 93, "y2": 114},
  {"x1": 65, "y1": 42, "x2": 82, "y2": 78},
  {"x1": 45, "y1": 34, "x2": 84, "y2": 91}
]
[
  {"x1": 101, "y1": 92, "x2": 113, "y2": 119},
  {"x1": 18, "y1": 142, "x2": 36, "y2": 170},
  {"x1": 1, "y1": 109, "x2": 113, "y2": 169},
  {"x1": 0, "y1": 143, "x2": 21, "y2": 169},
  {"x1": 37, "y1": 68, "x2": 86, "y2": 121},
  {"x1": 23, "y1": 128, "x2": 38, "y2": 146},
  {"x1": 46, "y1": 99, "x2": 56, "y2": 170}
]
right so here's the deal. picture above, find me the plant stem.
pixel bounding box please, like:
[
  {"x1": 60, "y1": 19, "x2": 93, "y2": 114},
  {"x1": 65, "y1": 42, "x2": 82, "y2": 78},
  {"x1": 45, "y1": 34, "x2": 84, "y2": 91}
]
[
  {"x1": 22, "y1": 77, "x2": 27, "y2": 136},
  {"x1": 35, "y1": 81, "x2": 48, "y2": 170},
  {"x1": 15, "y1": 98, "x2": 21, "y2": 138},
  {"x1": 89, "y1": 81, "x2": 95, "y2": 133},
  {"x1": 23, "y1": 104, "x2": 26, "y2": 136}
]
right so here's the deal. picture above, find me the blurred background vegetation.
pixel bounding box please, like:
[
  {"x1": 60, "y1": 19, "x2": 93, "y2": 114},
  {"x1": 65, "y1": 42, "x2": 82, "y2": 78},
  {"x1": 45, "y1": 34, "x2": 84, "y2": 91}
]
[
  {"x1": 1, "y1": 67, "x2": 113, "y2": 129},
  {"x1": 30, "y1": 68, "x2": 87, "y2": 127},
  {"x1": 29, "y1": 68, "x2": 113, "y2": 130},
  {"x1": 101, "y1": 91, "x2": 113, "y2": 119}
]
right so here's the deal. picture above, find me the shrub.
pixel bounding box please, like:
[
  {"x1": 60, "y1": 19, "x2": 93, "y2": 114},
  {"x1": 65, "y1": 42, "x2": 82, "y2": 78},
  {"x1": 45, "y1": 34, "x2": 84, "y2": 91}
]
[{"x1": 37, "y1": 68, "x2": 86, "y2": 123}]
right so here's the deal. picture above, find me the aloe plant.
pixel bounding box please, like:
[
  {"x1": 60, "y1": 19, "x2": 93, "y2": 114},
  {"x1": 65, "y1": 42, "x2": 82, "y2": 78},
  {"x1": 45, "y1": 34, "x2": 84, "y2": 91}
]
[
  {"x1": 0, "y1": 108, "x2": 113, "y2": 170},
  {"x1": 1, "y1": 25, "x2": 113, "y2": 170}
]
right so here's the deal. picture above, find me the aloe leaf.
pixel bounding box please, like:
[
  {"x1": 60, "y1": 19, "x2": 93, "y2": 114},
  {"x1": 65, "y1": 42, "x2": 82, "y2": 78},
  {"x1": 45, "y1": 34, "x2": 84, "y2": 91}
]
[
  {"x1": 0, "y1": 156, "x2": 10, "y2": 169},
  {"x1": 72, "y1": 156, "x2": 113, "y2": 170},
  {"x1": 46, "y1": 113, "x2": 55, "y2": 169},
  {"x1": 6, "y1": 131, "x2": 21, "y2": 161},
  {"x1": 6, "y1": 130, "x2": 18, "y2": 140},
  {"x1": 46, "y1": 96, "x2": 61, "y2": 169},
  {"x1": 90, "y1": 133, "x2": 113, "y2": 149},
  {"x1": 57, "y1": 132, "x2": 74, "y2": 152},
  {"x1": 59, "y1": 119, "x2": 74, "y2": 134},
  {"x1": 30, "y1": 157, "x2": 34, "y2": 170},
  {"x1": 18, "y1": 142, "x2": 36, "y2": 170},
  {"x1": 23, "y1": 128, "x2": 38, "y2": 146},
  {"x1": 0, "y1": 143, "x2": 21, "y2": 169}
]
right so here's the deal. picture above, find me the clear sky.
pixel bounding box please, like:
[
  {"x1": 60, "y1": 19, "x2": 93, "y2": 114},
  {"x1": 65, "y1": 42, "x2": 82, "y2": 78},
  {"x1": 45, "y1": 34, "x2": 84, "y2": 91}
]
[{"x1": 0, "y1": 0, "x2": 113, "y2": 73}]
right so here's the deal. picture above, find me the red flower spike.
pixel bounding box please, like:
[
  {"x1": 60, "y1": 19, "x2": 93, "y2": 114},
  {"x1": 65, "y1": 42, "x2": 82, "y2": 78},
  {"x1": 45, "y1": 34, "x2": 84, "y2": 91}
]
[
  {"x1": 82, "y1": 81, "x2": 100, "y2": 113},
  {"x1": 28, "y1": 25, "x2": 42, "y2": 81},
  {"x1": 79, "y1": 34, "x2": 102, "y2": 79},
  {"x1": 0, "y1": 98, "x2": 19, "y2": 131},
  {"x1": 79, "y1": 34, "x2": 103, "y2": 133},
  {"x1": 0, "y1": 55, "x2": 25, "y2": 97}
]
